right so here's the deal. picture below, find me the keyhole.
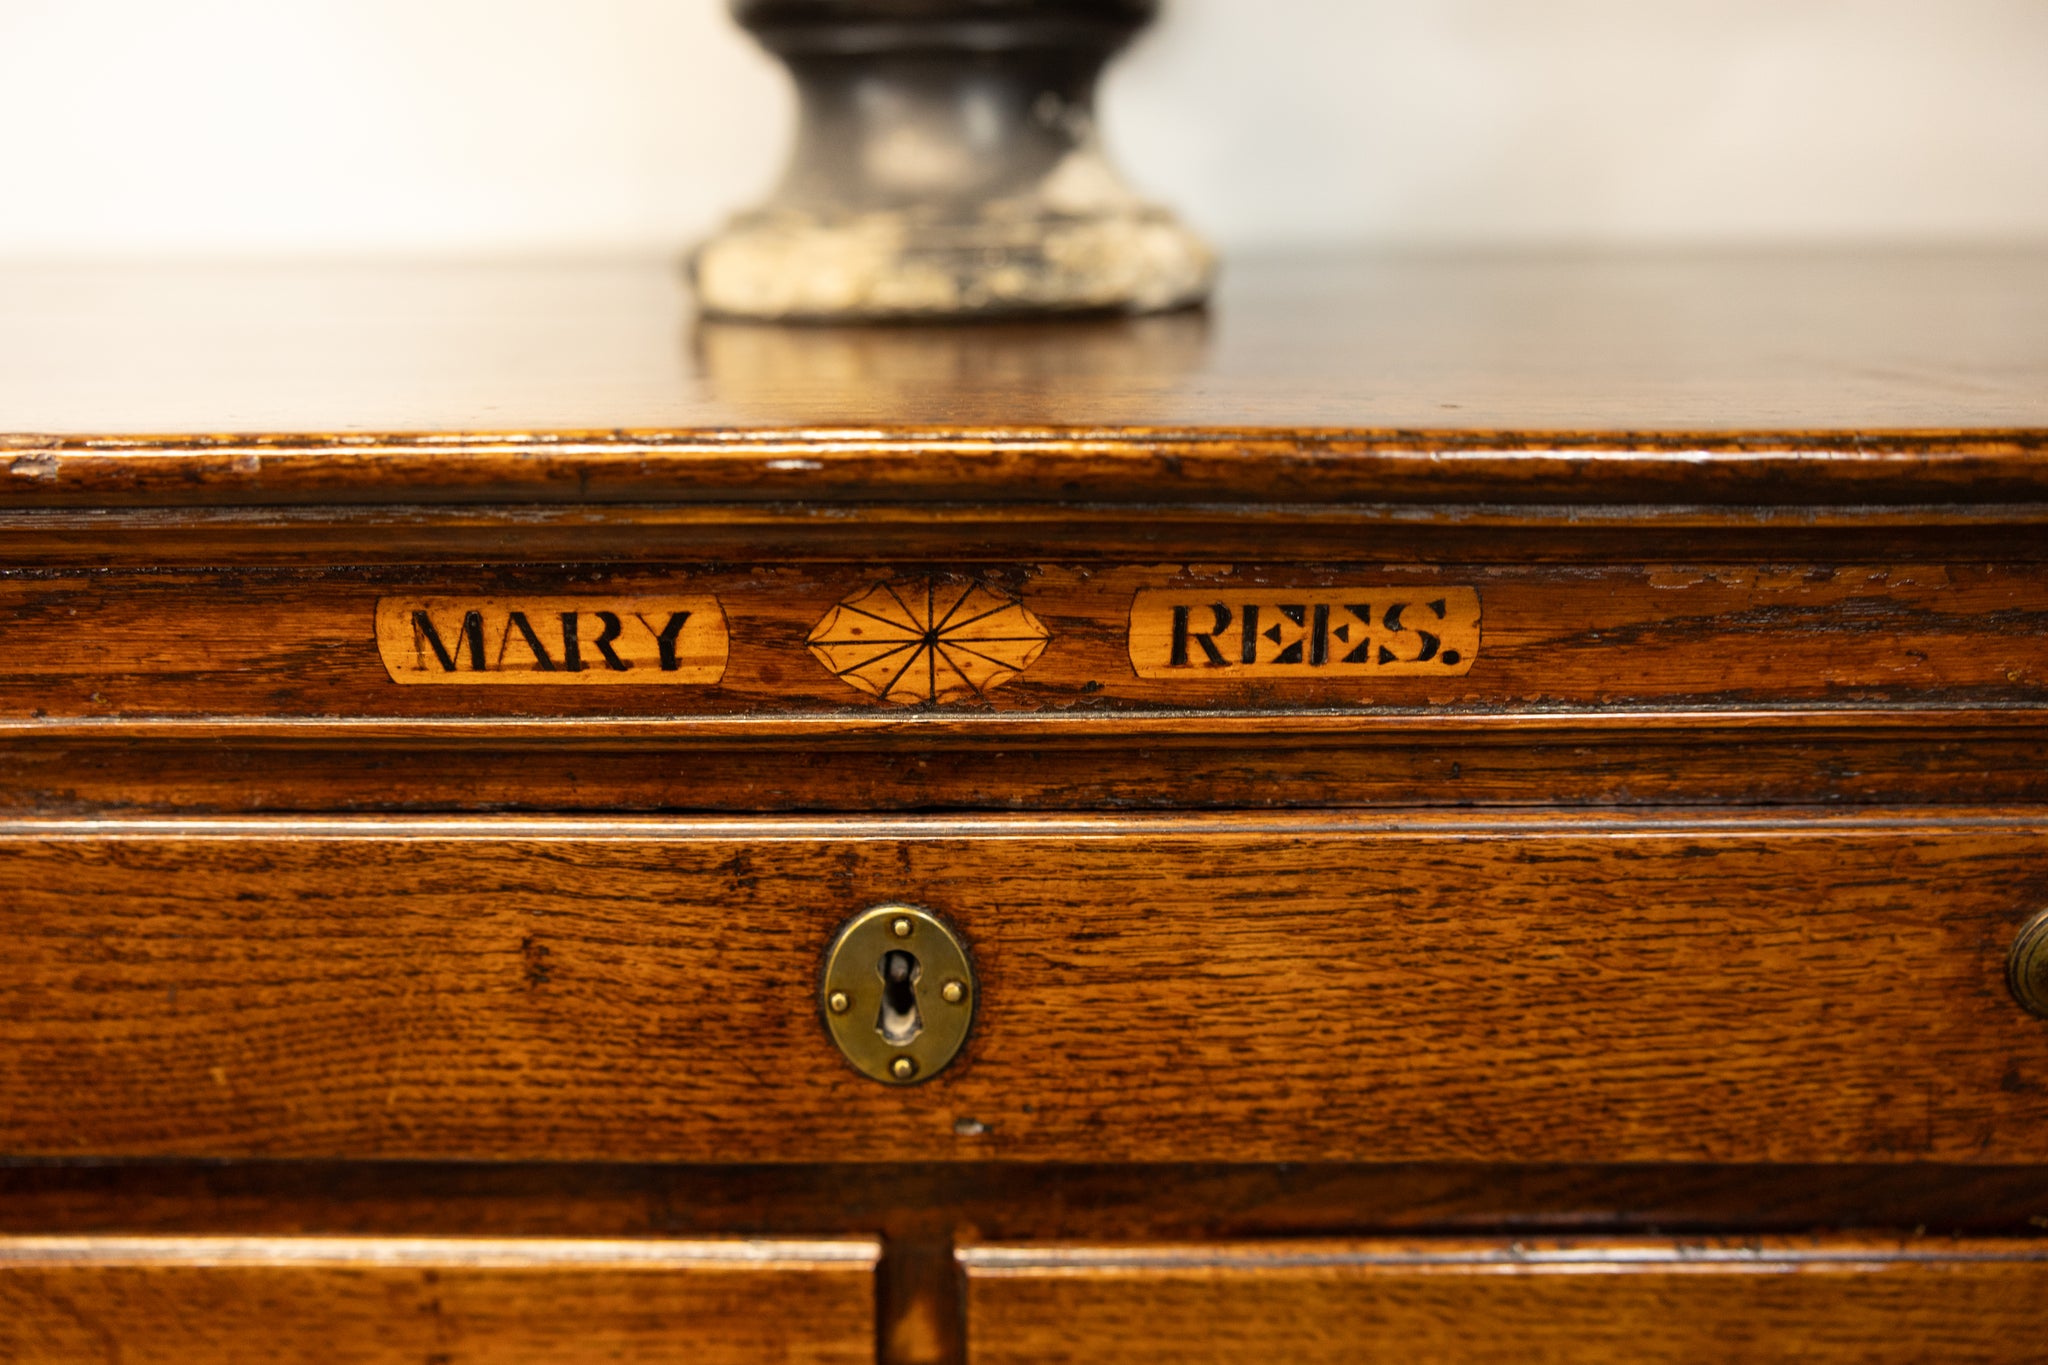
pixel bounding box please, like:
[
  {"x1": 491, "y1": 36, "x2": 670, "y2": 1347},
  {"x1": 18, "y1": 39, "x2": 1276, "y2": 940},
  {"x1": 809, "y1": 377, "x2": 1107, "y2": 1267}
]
[{"x1": 877, "y1": 950, "x2": 923, "y2": 1046}]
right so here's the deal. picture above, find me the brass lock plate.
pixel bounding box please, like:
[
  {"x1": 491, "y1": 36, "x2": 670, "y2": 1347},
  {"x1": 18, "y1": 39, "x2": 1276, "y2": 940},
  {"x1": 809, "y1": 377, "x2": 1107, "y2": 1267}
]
[
  {"x1": 2011, "y1": 909, "x2": 2048, "y2": 1019},
  {"x1": 821, "y1": 904, "x2": 975, "y2": 1085}
]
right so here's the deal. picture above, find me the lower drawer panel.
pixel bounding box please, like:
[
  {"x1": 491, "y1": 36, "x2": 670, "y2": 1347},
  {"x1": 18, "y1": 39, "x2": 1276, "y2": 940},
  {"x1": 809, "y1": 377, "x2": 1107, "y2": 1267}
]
[
  {"x1": 961, "y1": 1239, "x2": 2048, "y2": 1365},
  {"x1": 3, "y1": 813, "x2": 2047, "y2": 1162},
  {"x1": 0, "y1": 1235, "x2": 877, "y2": 1364}
]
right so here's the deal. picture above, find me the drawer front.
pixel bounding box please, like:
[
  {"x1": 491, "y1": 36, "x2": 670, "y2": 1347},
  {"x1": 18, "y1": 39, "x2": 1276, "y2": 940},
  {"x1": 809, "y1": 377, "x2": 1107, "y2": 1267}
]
[
  {"x1": 959, "y1": 1239, "x2": 2048, "y2": 1365},
  {"x1": 2, "y1": 814, "x2": 2046, "y2": 1162},
  {"x1": 6, "y1": 563, "x2": 2042, "y2": 723},
  {"x1": 0, "y1": 1236, "x2": 877, "y2": 1364}
]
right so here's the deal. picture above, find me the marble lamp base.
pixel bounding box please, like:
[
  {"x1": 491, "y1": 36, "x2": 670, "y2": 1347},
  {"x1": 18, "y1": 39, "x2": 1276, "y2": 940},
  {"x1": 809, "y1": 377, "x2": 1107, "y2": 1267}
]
[{"x1": 693, "y1": 0, "x2": 1215, "y2": 322}]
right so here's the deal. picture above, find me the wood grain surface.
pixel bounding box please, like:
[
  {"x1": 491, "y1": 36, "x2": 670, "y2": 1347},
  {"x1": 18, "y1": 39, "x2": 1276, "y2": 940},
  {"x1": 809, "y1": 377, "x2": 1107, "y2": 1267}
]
[
  {"x1": 1, "y1": 562, "x2": 2040, "y2": 725},
  {"x1": 2, "y1": 253, "x2": 2044, "y2": 459},
  {"x1": 5, "y1": 249, "x2": 2046, "y2": 1365},
  {"x1": 5, "y1": 504, "x2": 2046, "y2": 572},
  {"x1": 960, "y1": 1237, "x2": 2048, "y2": 1365},
  {"x1": 0, "y1": 1235, "x2": 876, "y2": 1364},
  {"x1": 7, "y1": 1162, "x2": 2048, "y2": 1244},
  {"x1": 3, "y1": 811, "x2": 2046, "y2": 1164},
  {"x1": 9, "y1": 1164, "x2": 2042, "y2": 1365},
  {"x1": 10, "y1": 718, "x2": 2047, "y2": 814},
  {"x1": 10, "y1": 429, "x2": 2048, "y2": 512}
]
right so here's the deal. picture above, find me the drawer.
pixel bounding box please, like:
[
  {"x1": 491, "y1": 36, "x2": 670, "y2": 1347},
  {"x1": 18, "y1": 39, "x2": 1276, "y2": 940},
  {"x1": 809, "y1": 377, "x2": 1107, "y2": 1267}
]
[
  {"x1": 2, "y1": 812, "x2": 2045, "y2": 1162},
  {"x1": 2, "y1": 560, "x2": 2044, "y2": 816},
  {"x1": 0, "y1": 1235, "x2": 877, "y2": 1364},
  {"x1": 6, "y1": 563, "x2": 2041, "y2": 724},
  {"x1": 959, "y1": 1238, "x2": 2048, "y2": 1365}
]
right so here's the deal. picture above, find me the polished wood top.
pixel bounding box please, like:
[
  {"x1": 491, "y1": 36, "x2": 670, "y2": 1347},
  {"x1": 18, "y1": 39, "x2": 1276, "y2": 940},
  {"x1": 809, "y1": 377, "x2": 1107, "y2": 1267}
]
[
  {"x1": 1, "y1": 249, "x2": 2043, "y2": 506},
  {"x1": 8, "y1": 249, "x2": 2045, "y2": 434}
]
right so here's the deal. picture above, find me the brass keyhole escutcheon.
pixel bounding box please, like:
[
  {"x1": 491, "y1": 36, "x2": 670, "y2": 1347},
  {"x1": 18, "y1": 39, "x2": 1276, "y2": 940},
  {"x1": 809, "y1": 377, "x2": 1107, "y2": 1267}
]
[
  {"x1": 2010, "y1": 910, "x2": 2048, "y2": 1020},
  {"x1": 821, "y1": 904, "x2": 975, "y2": 1085}
]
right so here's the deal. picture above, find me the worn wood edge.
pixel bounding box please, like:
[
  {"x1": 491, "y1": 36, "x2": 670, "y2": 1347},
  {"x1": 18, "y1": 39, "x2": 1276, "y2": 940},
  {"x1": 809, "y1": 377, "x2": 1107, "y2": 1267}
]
[
  {"x1": 5, "y1": 1161, "x2": 2043, "y2": 1239},
  {"x1": 957, "y1": 1237, "x2": 2048, "y2": 1274},
  {"x1": 0, "y1": 806, "x2": 2039, "y2": 842},
  {"x1": 0, "y1": 1235, "x2": 880, "y2": 1270},
  {"x1": 4, "y1": 430, "x2": 2048, "y2": 508},
  {"x1": 16, "y1": 505, "x2": 2048, "y2": 532},
  {"x1": 5, "y1": 707, "x2": 2046, "y2": 747},
  {"x1": 7, "y1": 505, "x2": 2044, "y2": 569},
  {"x1": 26, "y1": 429, "x2": 2048, "y2": 452},
  {"x1": 7, "y1": 501, "x2": 2048, "y2": 532}
]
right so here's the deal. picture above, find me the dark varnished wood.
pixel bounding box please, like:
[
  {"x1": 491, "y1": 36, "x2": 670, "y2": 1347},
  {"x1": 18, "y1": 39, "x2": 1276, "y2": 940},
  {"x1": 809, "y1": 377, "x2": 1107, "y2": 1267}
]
[
  {"x1": 7, "y1": 1166, "x2": 2044, "y2": 1365},
  {"x1": 0, "y1": 562, "x2": 2040, "y2": 720},
  {"x1": 0, "y1": 1235, "x2": 877, "y2": 1364},
  {"x1": 5, "y1": 504, "x2": 2047, "y2": 570},
  {"x1": 7, "y1": 1163, "x2": 2047, "y2": 1243},
  {"x1": 5, "y1": 249, "x2": 2047, "y2": 1361},
  {"x1": 9, "y1": 430, "x2": 2048, "y2": 511},
  {"x1": 3, "y1": 555, "x2": 2038, "y2": 815},
  {"x1": 2, "y1": 812, "x2": 2045, "y2": 1163},
  {"x1": 2, "y1": 252, "x2": 2044, "y2": 448},
  {"x1": 9, "y1": 721, "x2": 2047, "y2": 814},
  {"x1": 960, "y1": 1237, "x2": 2048, "y2": 1365}
]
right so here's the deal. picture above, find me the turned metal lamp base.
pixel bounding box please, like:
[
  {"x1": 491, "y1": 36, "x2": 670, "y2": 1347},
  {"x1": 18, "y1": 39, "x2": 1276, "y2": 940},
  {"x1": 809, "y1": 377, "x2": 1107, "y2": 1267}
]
[{"x1": 693, "y1": 0, "x2": 1215, "y2": 321}]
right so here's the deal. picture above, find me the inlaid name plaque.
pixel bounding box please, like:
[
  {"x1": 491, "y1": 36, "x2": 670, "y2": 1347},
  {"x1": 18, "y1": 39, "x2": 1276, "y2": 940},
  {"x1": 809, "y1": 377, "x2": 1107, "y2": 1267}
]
[
  {"x1": 376, "y1": 596, "x2": 728, "y2": 684},
  {"x1": 375, "y1": 583, "x2": 1481, "y2": 693},
  {"x1": 1128, "y1": 587, "x2": 1481, "y2": 678}
]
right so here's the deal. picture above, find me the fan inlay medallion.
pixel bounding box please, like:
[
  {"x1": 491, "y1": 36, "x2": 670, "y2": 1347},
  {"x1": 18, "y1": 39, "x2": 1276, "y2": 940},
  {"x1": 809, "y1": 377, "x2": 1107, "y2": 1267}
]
[{"x1": 807, "y1": 577, "x2": 1051, "y2": 705}]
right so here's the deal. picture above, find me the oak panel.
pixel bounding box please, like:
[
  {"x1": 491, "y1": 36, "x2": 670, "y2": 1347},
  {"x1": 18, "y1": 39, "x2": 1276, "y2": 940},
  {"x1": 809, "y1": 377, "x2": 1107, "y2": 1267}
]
[
  {"x1": 3, "y1": 253, "x2": 2045, "y2": 456},
  {"x1": 6, "y1": 504, "x2": 2047, "y2": 571},
  {"x1": 961, "y1": 1238, "x2": 2048, "y2": 1365},
  {"x1": 10, "y1": 722, "x2": 2048, "y2": 814},
  {"x1": 2, "y1": 813, "x2": 2046, "y2": 1163},
  {"x1": 7, "y1": 1163, "x2": 2043, "y2": 1365},
  {"x1": 0, "y1": 1235, "x2": 877, "y2": 1365},
  {"x1": 0, "y1": 562, "x2": 2041, "y2": 724},
  {"x1": 7, "y1": 1163, "x2": 2048, "y2": 1244}
]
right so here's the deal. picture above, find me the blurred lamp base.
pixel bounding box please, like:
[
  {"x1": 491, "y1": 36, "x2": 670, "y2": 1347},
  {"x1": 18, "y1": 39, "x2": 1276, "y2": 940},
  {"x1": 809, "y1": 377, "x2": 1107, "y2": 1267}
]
[{"x1": 693, "y1": 0, "x2": 1215, "y2": 322}]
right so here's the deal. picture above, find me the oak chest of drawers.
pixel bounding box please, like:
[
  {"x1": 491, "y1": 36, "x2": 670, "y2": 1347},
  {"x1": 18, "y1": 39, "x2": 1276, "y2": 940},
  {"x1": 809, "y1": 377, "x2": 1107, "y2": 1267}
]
[{"x1": 2, "y1": 250, "x2": 2046, "y2": 1361}]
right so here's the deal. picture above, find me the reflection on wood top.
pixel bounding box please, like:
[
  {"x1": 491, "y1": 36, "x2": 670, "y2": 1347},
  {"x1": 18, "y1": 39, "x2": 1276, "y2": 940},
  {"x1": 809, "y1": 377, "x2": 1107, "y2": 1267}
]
[
  {"x1": 3, "y1": 250, "x2": 2043, "y2": 435},
  {"x1": 1, "y1": 250, "x2": 2044, "y2": 507}
]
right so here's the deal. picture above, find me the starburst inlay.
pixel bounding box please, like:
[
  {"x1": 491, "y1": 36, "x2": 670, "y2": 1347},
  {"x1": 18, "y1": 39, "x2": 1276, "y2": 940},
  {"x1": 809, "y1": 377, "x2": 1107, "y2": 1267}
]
[{"x1": 807, "y1": 577, "x2": 1051, "y2": 706}]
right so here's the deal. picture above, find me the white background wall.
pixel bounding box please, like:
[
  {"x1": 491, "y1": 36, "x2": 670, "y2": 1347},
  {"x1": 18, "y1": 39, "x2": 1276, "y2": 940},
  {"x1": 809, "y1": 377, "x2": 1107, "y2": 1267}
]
[{"x1": 0, "y1": 0, "x2": 2042, "y2": 257}]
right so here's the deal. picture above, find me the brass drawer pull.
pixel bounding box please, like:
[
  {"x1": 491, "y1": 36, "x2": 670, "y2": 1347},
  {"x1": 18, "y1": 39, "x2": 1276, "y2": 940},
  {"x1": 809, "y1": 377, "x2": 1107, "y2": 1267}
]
[
  {"x1": 2010, "y1": 910, "x2": 2048, "y2": 1019},
  {"x1": 821, "y1": 904, "x2": 976, "y2": 1085}
]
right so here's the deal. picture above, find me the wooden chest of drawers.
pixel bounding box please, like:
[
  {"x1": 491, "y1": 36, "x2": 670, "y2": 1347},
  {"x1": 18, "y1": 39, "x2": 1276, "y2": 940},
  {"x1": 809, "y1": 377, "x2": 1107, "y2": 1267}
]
[{"x1": 1, "y1": 250, "x2": 2045, "y2": 1361}]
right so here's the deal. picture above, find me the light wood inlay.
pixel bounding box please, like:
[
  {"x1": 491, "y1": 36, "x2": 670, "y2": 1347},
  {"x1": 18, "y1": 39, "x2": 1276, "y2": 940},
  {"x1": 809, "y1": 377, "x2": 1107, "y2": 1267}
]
[
  {"x1": 1128, "y1": 585, "x2": 1481, "y2": 677},
  {"x1": 375, "y1": 595, "x2": 728, "y2": 685}
]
